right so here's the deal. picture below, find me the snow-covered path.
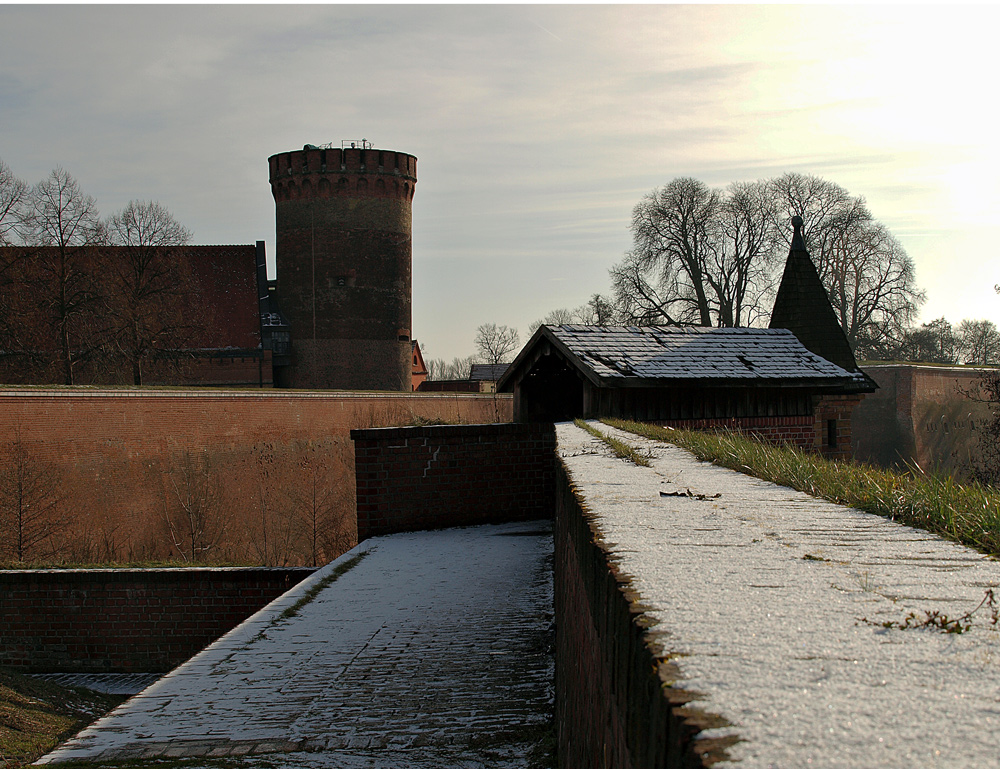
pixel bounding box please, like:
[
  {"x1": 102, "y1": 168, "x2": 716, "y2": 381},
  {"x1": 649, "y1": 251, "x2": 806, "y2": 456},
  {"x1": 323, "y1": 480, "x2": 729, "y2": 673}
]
[
  {"x1": 37, "y1": 521, "x2": 554, "y2": 768},
  {"x1": 561, "y1": 421, "x2": 1000, "y2": 768}
]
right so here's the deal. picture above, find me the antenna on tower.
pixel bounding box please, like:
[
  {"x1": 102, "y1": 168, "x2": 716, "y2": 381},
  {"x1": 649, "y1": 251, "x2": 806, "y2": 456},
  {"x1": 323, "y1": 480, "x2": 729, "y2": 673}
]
[{"x1": 342, "y1": 139, "x2": 372, "y2": 150}]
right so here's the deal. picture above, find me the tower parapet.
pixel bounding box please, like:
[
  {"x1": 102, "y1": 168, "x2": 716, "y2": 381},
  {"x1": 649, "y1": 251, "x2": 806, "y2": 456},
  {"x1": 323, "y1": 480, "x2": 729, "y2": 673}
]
[
  {"x1": 268, "y1": 144, "x2": 417, "y2": 391},
  {"x1": 269, "y1": 147, "x2": 417, "y2": 204}
]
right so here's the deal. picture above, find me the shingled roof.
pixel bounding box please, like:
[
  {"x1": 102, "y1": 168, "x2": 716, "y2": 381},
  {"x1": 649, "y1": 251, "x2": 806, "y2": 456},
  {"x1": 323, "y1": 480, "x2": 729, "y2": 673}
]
[
  {"x1": 768, "y1": 216, "x2": 860, "y2": 373},
  {"x1": 498, "y1": 324, "x2": 874, "y2": 392}
]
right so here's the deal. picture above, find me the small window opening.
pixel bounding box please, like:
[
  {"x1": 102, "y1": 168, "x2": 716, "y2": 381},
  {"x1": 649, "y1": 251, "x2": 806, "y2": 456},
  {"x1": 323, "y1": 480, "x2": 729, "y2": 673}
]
[{"x1": 826, "y1": 419, "x2": 837, "y2": 449}]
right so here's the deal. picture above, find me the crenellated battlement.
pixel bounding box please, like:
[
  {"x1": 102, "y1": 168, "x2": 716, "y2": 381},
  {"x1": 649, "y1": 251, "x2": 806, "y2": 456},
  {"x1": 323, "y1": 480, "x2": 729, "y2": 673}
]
[{"x1": 268, "y1": 146, "x2": 417, "y2": 203}]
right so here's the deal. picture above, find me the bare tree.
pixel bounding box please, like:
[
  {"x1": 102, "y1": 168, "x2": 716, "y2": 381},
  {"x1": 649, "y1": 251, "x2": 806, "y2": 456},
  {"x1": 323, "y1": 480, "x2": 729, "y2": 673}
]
[
  {"x1": 528, "y1": 307, "x2": 578, "y2": 336},
  {"x1": 708, "y1": 180, "x2": 782, "y2": 327},
  {"x1": 0, "y1": 158, "x2": 28, "y2": 246},
  {"x1": 610, "y1": 247, "x2": 688, "y2": 326},
  {"x1": 768, "y1": 172, "x2": 854, "y2": 249},
  {"x1": 0, "y1": 432, "x2": 66, "y2": 562},
  {"x1": 578, "y1": 293, "x2": 617, "y2": 326},
  {"x1": 625, "y1": 177, "x2": 720, "y2": 326},
  {"x1": 957, "y1": 319, "x2": 1000, "y2": 365},
  {"x1": 896, "y1": 317, "x2": 958, "y2": 363},
  {"x1": 425, "y1": 354, "x2": 479, "y2": 381},
  {"x1": 0, "y1": 161, "x2": 31, "y2": 369},
  {"x1": 23, "y1": 168, "x2": 104, "y2": 384},
  {"x1": 248, "y1": 479, "x2": 298, "y2": 566},
  {"x1": 474, "y1": 323, "x2": 520, "y2": 365},
  {"x1": 770, "y1": 173, "x2": 924, "y2": 355},
  {"x1": 287, "y1": 459, "x2": 352, "y2": 567},
  {"x1": 102, "y1": 200, "x2": 195, "y2": 384},
  {"x1": 613, "y1": 178, "x2": 783, "y2": 328},
  {"x1": 160, "y1": 451, "x2": 229, "y2": 562}
]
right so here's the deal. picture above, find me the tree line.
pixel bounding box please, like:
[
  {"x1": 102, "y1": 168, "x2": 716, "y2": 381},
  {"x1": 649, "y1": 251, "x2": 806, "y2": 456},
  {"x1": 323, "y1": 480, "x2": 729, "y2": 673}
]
[
  {"x1": 526, "y1": 172, "x2": 1000, "y2": 365},
  {"x1": 0, "y1": 158, "x2": 194, "y2": 385}
]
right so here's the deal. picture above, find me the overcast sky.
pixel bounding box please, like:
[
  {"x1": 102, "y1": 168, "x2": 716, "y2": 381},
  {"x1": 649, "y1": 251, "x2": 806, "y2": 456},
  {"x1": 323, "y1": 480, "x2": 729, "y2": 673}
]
[{"x1": 2, "y1": 4, "x2": 998, "y2": 362}]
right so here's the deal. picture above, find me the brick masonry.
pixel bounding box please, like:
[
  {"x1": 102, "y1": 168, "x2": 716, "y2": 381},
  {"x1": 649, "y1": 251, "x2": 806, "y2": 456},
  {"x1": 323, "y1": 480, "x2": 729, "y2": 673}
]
[
  {"x1": 853, "y1": 364, "x2": 994, "y2": 474},
  {"x1": 351, "y1": 422, "x2": 556, "y2": 541},
  {"x1": 269, "y1": 146, "x2": 417, "y2": 391},
  {"x1": 646, "y1": 394, "x2": 865, "y2": 460},
  {"x1": 0, "y1": 567, "x2": 314, "y2": 673},
  {"x1": 0, "y1": 389, "x2": 511, "y2": 564}
]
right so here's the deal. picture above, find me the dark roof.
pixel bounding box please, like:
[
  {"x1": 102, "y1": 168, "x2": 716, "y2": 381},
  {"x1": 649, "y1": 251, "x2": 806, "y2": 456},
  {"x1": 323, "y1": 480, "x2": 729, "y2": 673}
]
[
  {"x1": 498, "y1": 324, "x2": 876, "y2": 392},
  {"x1": 768, "y1": 217, "x2": 860, "y2": 373},
  {"x1": 469, "y1": 363, "x2": 509, "y2": 381}
]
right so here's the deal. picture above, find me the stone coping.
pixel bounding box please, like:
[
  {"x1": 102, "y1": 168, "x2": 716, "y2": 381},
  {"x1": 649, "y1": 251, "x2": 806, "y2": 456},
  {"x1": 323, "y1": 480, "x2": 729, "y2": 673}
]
[
  {"x1": 0, "y1": 567, "x2": 316, "y2": 582},
  {"x1": 0, "y1": 388, "x2": 509, "y2": 399},
  {"x1": 559, "y1": 420, "x2": 1000, "y2": 768}
]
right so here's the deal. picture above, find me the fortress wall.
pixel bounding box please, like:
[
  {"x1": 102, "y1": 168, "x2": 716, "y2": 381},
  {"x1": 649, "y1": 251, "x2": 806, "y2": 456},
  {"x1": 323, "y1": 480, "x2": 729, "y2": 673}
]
[
  {"x1": 853, "y1": 365, "x2": 993, "y2": 474},
  {"x1": 351, "y1": 422, "x2": 555, "y2": 540},
  {"x1": 0, "y1": 389, "x2": 511, "y2": 565},
  {"x1": 0, "y1": 567, "x2": 315, "y2": 673},
  {"x1": 554, "y1": 461, "x2": 710, "y2": 769}
]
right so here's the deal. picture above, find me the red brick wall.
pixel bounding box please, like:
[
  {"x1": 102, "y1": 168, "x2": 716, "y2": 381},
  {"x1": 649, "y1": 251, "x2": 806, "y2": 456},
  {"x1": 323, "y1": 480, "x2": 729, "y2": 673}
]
[
  {"x1": 648, "y1": 415, "x2": 817, "y2": 450},
  {"x1": 647, "y1": 395, "x2": 866, "y2": 460},
  {"x1": 351, "y1": 423, "x2": 556, "y2": 540},
  {"x1": 0, "y1": 568, "x2": 314, "y2": 672},
  {"x1": 0, "y1": 389, "x2": 511, "y2": 565},
  {"x1": 813, "y1": 394, "x2": 867, "y2": 460}
]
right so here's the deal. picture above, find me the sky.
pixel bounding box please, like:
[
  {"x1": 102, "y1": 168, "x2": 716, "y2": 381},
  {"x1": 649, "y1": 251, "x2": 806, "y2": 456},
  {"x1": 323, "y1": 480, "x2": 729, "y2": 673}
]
[{"x1": 2, "y1": 4, "x2": 998, "y2": 363}]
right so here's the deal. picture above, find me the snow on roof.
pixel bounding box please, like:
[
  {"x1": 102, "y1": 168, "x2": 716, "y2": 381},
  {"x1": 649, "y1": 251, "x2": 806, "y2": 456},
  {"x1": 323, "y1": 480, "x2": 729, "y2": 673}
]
[{"x1": 545, "y1": 324, "x2": 869, "y2": 384}]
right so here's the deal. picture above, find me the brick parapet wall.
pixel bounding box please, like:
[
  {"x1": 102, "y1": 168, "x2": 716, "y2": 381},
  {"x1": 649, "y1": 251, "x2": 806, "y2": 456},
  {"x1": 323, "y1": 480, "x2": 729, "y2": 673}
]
[
  {"x1": 351, "y1": 423, "x2": 556, "y2": 541},
  {"x1": 0, "y1": 567, "x2": 315, "y2": 673},
  {"x1": 554, "y1": 463, "x2": 721, "y2": 768},
  {"x1": 648, "y1": 396, "x2": 867, "y2": 460},
  {"x1": 648, "y1": 415, "x2": 817, "y2": 450}
]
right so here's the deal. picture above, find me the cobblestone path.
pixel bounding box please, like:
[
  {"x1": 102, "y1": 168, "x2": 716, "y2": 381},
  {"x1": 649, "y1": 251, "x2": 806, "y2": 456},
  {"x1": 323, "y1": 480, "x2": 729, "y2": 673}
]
[{"x1": 38, "y1": 521, "x2": 555, "y2": 768}]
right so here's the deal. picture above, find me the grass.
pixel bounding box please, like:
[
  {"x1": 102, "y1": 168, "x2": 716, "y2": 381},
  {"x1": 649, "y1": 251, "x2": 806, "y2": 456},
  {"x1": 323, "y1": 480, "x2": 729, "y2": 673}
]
[
  {"x1": 574, "y1": 419, "x2": 651, "y2": 467},
  {"x1": 0, "y1": 668, "x2": 126, "y2": 767},
  {"x1": 603, "y1": 418, "x2": 1000, "y2": 558},
  {"x1": 277, "y1": 550, "x2": 368, "y2": 621}
]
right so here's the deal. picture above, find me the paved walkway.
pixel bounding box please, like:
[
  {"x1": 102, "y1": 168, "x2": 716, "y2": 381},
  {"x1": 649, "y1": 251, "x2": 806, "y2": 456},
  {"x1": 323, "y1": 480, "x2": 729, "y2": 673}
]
[{"x1": 38, "y1": 520, "x2": 554, "y2": 768}]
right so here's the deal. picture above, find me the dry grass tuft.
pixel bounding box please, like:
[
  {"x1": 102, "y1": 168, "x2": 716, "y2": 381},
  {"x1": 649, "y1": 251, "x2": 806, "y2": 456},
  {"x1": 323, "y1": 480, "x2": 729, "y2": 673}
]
[{"x1": 0, "y1": 668, "x2": 126, "y2": 766}]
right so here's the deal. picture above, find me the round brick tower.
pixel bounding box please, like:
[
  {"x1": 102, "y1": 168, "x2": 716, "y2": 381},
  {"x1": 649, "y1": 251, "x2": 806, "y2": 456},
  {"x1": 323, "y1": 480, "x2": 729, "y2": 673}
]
[{"x1": 268, "y1": 143, "x2": 416, "y2": 390}]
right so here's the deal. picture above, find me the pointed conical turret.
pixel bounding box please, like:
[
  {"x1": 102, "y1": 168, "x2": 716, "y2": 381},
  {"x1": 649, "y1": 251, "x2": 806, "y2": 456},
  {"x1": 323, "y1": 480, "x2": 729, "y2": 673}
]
[{"x1": 769, "y1": 216, "x2": 860, "y2": 373}]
